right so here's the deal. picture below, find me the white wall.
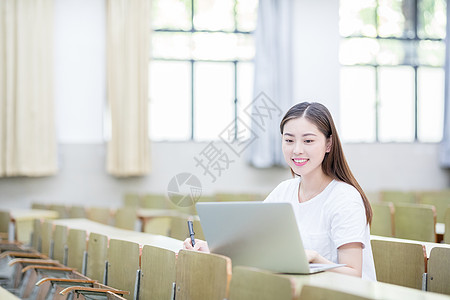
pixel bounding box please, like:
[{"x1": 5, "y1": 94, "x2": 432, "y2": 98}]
[{"x1": 0, "y1": 0, "x2": 448, "y2": 210}]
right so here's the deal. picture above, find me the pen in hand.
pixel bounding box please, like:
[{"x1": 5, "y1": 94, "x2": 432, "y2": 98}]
[{"x1": 187, "y1": 220, "x2": 195, "y2": 247}]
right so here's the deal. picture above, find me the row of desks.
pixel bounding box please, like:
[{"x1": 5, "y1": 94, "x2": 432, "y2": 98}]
[
  {"x1": 287, "y1": 270, "x2": 450, "y2": 300},
  {"x1": 51, "y1": 218, "x2": 183, "y2": 252},
  {"x1": 29, "y1": 218, "x2": 450, "y2": 300},
  {"x1": 2, "y1": 208, "x2": 197, "y2": 244},
  {"x1": 2, "y1": 208, "x2": 448, "y2": 255},
  {"x1": 3, "y1": 211, "x2": 450, "y2": 300}
]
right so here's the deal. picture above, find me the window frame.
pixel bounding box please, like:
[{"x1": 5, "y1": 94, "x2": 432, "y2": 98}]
[
  {"x1": 151, "y1": 0, "x2": 256, "y2": 141},
  {"x1": 339, "y1": 0, "x2": 446, "y2": 143}
]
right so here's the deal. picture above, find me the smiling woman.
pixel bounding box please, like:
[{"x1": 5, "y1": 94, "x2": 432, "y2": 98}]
[
  {"x1": 184, "y1": 102, "x2": 377, "y2": 281},
  {"x1": 265, "y1": 102, "x2": 375, "y2": 280}
]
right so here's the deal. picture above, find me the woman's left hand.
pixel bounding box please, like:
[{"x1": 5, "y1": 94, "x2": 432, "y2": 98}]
[{"x1": 305, "y1": 249, "x2": 319, "y2": 263}]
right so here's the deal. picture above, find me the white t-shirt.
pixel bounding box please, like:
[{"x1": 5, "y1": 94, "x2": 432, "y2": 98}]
[{"x1": 264, "y1": 177, "x2": 377, "y2": 281}]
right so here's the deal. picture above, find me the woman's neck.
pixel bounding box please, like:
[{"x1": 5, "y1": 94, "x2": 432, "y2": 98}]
[{"x1": 298, "y1": 172, "x2": 332, "y2": 203}]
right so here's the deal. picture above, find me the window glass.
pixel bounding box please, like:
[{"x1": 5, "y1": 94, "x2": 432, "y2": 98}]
[
  {"x1": 237, "y1": 62, "x2": 255, "y2": 140},
  {"x1": 192, "y1": 32, "x2": 254, "y2": 61},
  {"x1": 417, "y1": 67, "x2": 444, "y2": 142},
  {"x1": 194, "y1": 62, "x2": 234, "y2": 140},
  {"x1": 150, "y1": 0, "x2": 256, "y2": 141},
  {"x1": 340, "y1": 66, "x2": 376, "y2": 142},
  {"x1": 339, "y1": 38, "x2": 378, "y2": 65},
  {"x1": 339, "y1": 0, "x2": 446, "y2": 143},
  {"x1": 152, "y1": 0, "x2": 191, "y2": 30},
  {"x1": 193, "y1": 0, "x2": 234, "y2": 30},
  {"x1": 378, "y1": 0, "x2": 415, "y2": 38},
  {"x1": 339, "y1": 0, "x2": 377, "y2": 37},
  {"x1": 236, "y1": 0, "x2": 258, "y2": 32},
  {"x1": 152, "y1": 32, "x2": 191, "y2": 60},
  {"x1": 149, "y1": 61, "x2": 191, "y2": 140},
  {"x1": 417, "y1": 40, "x2": 446, "y2": 66},
  {"x1": 378, "y1": 67, "x2": 415, "y2": 142},
  {"x1": 418, "y1": 0, "x2": 446, "y2": 39},
  {"x1": 377, "y1": 39, "x2": 412, "y2": 65}
]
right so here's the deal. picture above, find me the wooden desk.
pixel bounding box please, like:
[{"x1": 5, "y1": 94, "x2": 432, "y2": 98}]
[
  {"x1": 137, "y1": 208, "x2": 198, "y2": 232},
  {"x1": 0, "y1": 286, "x2": 20, "y2": 300},
  {"x1": 371, "y1": 235, "x2": 450, "y2": 258},
  {"x1": 51, "y1": 218, "x2": 183, "y2": 253},
  {"x1": 6, "y1": 209, "x2": 59, "y2": 244},
  {"x1": 288, "y1": 271, "x2": 450, "y2": 300}
]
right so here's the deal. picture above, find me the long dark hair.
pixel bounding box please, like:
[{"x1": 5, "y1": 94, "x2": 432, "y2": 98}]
[{"x1": 280, "y1": 102, "x2": 372, "y2": 225}]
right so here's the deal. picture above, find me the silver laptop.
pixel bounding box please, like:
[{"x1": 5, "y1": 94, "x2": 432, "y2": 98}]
[{"x1": 195, "y1": 201, "x2": 344, "y2": 274}]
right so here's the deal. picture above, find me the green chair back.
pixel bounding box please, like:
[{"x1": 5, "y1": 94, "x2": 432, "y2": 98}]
[
  {"x1": 228, "y1": 266, "x2": 294, "y2": 300},
  {"x1": 86, "y1": 232, "x2": 108, "y2": 282},
  {"x1": 114, "y1": 207, "x2": 137, "y2": 230},
  {"x1": 123, "y1": 193, "x2": 141, "y2": 208},
  {"x1": 67, "y1": 229, "x2": 87, "y2": 271},
  {"x1": 394, "y1": 203, "x2": 436, "y2": 242},
  {"x1": 52, "y1": 225, "x2": 68, "y2": 263},
  {"x1": 140, "y1": 245, "x2": 176, "y2": 300},
  {"x1": 380, "y1": 191, "x2": 416, "y2": 205},
  {"x1": 371, "y1": 239, "x2": 426, "y2": 290},
  {"x1": 418, "y1": 191, "x2": 450, "y2": 223},
  {"x1": 370, "y1": 202, "x2": 394, "y2": 237},
  {"x1": 175, "y1": 250, "x2": 232, "y2": 300},
  {"x1": 107, "y1": 239, "x2": 140, "y2": 300},
  {"x1": 427, "y1": 247, "x2": 450, "y2": 295},
  {"x1": 141, "y1": 194, "x2": 169, "y2": 209}
]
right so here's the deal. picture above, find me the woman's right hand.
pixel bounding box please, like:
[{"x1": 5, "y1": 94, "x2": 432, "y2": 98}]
[{"x1": 183, "y1": 238, "x2": 210, "y2": 253}]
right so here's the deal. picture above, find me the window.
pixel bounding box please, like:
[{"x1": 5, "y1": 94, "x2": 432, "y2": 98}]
[
  {"x1": 339, "y1": 0, "x2": 446, "y2": 143},
  {"x1": 149, "y1": 0, "x2": 258, "y2": 141}
]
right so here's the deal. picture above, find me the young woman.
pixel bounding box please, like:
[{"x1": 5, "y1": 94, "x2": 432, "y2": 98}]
[{"x1": 184, "y1": 102, "x2": 376, "y2": 281}]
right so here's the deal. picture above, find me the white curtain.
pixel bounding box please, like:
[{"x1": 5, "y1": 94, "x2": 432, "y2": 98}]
[
  {"x1": 247, "y1": 0, "x2": 294, "y2": 168},
  {"x1": 441, "y1": 0, "x2": 450, "y2": 168},
  {"x1": 0, "y1": 0, "x2": 57, "y2": 177},
  {"x1": 106, "y1": 0, "x2": 151, "y2": 176}
]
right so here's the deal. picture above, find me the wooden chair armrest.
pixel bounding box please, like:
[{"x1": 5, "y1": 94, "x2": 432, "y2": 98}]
[
  {"x1": 59, "y1": 286, "x2": 130, "y2": 296},
  {"x1": 0, "y1": 251, "x2": 46, "y2": 259},
  {"x1": 8, "y1": 258, "x2": 59, "y2": 267},
  {"x1": 36, "y1": 277, "x2": 96, "y2": 286},
  {"x1": 21, "y1": 265, "x2": 74, "y2": 273}
]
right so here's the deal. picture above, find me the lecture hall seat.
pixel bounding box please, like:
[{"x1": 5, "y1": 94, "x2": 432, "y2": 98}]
[
  {"x1": 139, "y1": 244, "x2": 177, "y2": 300},
  {"x1": 417, "y1": 190, "x2": 450, "y2": 223},
  {"x1": 106, "y1": 239, "x2": 140, "y2": 300},
  {"x1": 175, "y1": 249, "x2": 232, "y2": 300},
  {"x1": 371, "y1": 239, "x2": 427, "y2": 290},
  {"x1": 380, "y1": 190, "x2": 416, "y2": 205},
  {"x1": 370, "y1": 202, "x2": 395, "y2": 237},
  {"x1": 394, "y1": 203, "x2": 436, "y2": 242},
  {"x1": 228, "y1": 266, "x2": 296, "y2": 300},
  {"x1": 427, "y1": 247, "x2": 450, "y2": 295},
  {"x1": 114, "y1": 207, "x2": 137, "y2": 230},
  {"x1": 66, "y1": 228, "x2": 87, "y2": 272}
]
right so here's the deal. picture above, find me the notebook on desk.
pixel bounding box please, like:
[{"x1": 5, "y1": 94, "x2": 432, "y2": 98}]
[{"x1": 195, "y1": 201, "x2": 345, "y2": 274}]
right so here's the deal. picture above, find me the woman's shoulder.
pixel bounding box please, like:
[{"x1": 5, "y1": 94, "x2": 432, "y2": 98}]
[
  {"x1": 264, "y1": 177, "x2": 299, "y2": 202},
  {"x1": 327, "y1": 180, "x2": 363, "y2": 203},
  {"x1": 275, "y1": 177, "x2": 300, "y2": 190},
  {"x1": 331, "y1": 180, "x2": 360, "y2": 193}
]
